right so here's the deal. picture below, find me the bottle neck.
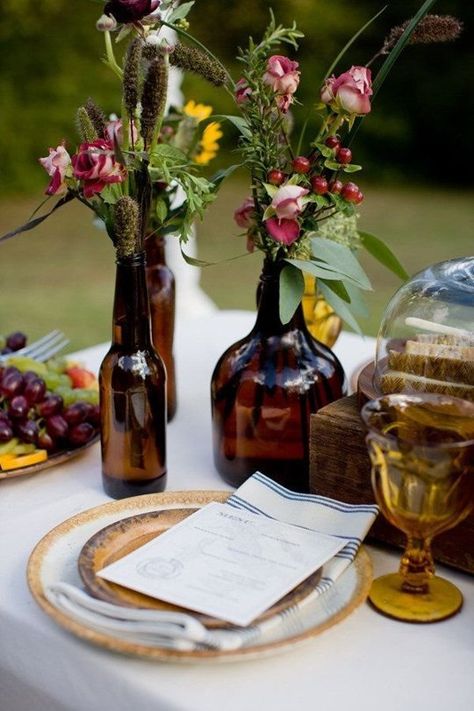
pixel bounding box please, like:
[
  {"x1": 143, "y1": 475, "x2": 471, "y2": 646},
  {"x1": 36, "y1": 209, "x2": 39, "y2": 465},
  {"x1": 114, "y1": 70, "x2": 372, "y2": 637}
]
[
  {"x1": 255, "y1": 257, "x2": 306, "y2": 334},
  {"x1": 112, "y1": 253, "x2": 152, "y2": 348},
  {"x1": 144, "y1": 232, "x2": 166, "y2": 266}
]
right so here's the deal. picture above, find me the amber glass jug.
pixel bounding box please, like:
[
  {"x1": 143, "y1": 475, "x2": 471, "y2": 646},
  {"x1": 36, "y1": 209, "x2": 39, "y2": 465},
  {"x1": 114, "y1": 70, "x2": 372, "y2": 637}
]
[
  {"x1": 99, "y1": 252, "x2": 167, "y2": 499},
  {"x1": 211, "y1": 258, "x2": 347, "y2": 493},
  {"x1": 145, "y1": 233, "x2": 177, "y2": 421}
]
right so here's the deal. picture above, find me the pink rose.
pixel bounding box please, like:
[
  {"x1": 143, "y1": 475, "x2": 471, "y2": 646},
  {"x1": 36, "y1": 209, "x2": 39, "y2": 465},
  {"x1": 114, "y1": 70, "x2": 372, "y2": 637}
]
[
  {"x1": 234, "y1": 197, "x2": 255, "y2": 229},
  {"x1": 104, "y1": 0, "x2": 160, "y2": 24},
  {"x1": 72, "y1": 139, "x2": 125, "y2": 198},
  {"x1": 271, "y1": 184, "x2": 309, "y2": 220},
  {"x1": 235, "y1": 78, "x2": 252, "y2": 105},
  {"x1": 106, "y1": 119, "x2": 139, "y2": 146},
  {"x1": 276, "y1": 94, "x2": 293, "y2": 113},
  {"x1": 321, "y1": 66, "x2": 373, "y2": 115},
  {"x1": 263, "y1": 55, "x2": 300, "y2": 95},
  {"x1": 39, "y1": 143, "x2": 71, "y2": 196},
  {"x1": 265, "y1": 217, "x2": 300, "y2": 246}
]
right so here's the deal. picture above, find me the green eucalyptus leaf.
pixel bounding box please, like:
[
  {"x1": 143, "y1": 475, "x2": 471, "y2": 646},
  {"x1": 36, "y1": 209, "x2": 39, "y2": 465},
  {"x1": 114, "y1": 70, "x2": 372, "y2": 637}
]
[
  {"x1": 279, "y1": 264, "x2": 305, "y2": 324},
  {"x1": 310, "y1": 237, "x2": 372, "y2": 290},
  {"x1": 359, "y1": 231, "x2": 409, "y2": 280},
  {"x1": 287, "y1": 258, "x2": 366, "y2": 288},
  {"x1": 317, "y1": 281, "x2": 362, "y2": 335},
  {"x1": 154, "y1": 199, "x2": 168, "y2": 224},
  {"x1": 314, "y1": 143, "x2": 334, "y2": 158},
  {"x1": 168, "y1": 1, "x2": 195, "y2": 22},
  {"x1": 343, "y1": 164, "x2": 362, "y2": 173},
  {"x1": 343, "y1": 282, "x2": 369, "y2": 318},
  {"x1": 320, "y1": 279, "x2": 351, "y2": 302},
  {"x1": 324, "y1": 160, "x2": 341, "y2": 171}
]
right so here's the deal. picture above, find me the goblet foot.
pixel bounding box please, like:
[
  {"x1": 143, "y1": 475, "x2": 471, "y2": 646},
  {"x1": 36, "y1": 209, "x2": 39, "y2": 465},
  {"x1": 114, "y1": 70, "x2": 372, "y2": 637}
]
[{"x1": 369, "y1": 573, "x2": 463, "y2": 623}]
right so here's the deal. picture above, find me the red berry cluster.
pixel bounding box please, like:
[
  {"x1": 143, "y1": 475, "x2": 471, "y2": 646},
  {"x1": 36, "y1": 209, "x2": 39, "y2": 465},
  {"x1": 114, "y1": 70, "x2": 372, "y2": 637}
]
[{"x1": 267, "y1": 135, "x2": 364, "y2": 205}]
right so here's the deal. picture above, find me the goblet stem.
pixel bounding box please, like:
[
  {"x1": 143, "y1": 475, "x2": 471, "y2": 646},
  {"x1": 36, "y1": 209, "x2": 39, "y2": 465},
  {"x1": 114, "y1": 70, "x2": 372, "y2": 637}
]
[{"x1": 399, "y1": 536, "x2": 435, "y2": 594}]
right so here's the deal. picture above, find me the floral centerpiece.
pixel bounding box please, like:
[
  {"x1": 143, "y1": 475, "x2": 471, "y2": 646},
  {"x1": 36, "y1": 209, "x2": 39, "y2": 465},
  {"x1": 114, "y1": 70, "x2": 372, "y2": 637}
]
[
  {"x1": 7, "y1": 1, "x2": 227, "y2": 253},
  {"x1": 211, "y1": 5, "x2": 462, "y2": 493},
  {"x1": 231, "y1": 8, "x2": 462, "y2": 333},
  {"x1": 2, "y1": 0, "x2": 228, "y2": 426},
  {"x1": 0, "y1": 0, "x2": 231, "y2": 498}
]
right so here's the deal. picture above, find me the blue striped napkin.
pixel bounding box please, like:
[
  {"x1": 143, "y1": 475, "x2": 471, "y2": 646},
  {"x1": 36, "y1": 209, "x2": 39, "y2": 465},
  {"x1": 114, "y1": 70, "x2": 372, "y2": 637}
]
[
  {"x1": 228, "y1": 472, "x2": 378, "y2": 597},
  {"x1": 47, "y1": 473, "x2": 378, "y2": 651}
]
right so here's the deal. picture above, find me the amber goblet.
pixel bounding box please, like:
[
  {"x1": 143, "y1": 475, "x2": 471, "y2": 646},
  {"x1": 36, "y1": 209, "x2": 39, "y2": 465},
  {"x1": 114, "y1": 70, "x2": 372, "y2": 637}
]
[{"x1": 362, "y1": 393, "x2": 474, "y2": 623}]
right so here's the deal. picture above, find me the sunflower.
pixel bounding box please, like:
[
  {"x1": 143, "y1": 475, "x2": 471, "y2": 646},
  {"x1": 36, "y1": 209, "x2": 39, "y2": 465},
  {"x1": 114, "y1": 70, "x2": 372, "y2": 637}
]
[
  {"x1": 183, "y1": 100, "x2": 213, "y2": 123},
  {"x1": 194, "y1": 122, "x2": 223, "y2": 165}
]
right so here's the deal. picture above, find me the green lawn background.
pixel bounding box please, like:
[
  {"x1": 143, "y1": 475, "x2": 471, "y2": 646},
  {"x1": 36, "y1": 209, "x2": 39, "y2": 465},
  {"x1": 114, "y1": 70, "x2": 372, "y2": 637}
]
[{"x1": 0, "y1": 180, "x2": 472, "y2": 351}]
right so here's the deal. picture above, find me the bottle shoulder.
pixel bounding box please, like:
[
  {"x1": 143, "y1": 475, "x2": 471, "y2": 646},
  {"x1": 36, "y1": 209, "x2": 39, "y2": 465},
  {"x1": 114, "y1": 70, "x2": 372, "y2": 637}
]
[{"x1": 100, "y1": 347, "x2": 165, "y2": 378}]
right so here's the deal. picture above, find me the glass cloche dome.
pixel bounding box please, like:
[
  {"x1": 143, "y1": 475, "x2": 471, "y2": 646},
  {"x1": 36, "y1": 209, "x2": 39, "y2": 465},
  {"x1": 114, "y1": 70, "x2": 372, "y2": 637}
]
[{"x1": 374, "y1": 256, "x2": 474, "y2": 402}]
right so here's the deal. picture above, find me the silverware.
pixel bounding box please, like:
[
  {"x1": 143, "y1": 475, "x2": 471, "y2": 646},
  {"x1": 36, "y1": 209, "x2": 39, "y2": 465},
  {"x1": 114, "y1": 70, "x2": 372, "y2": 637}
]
[{"x1": 0, "y1": 330, "x2": 69, "y2": 363}]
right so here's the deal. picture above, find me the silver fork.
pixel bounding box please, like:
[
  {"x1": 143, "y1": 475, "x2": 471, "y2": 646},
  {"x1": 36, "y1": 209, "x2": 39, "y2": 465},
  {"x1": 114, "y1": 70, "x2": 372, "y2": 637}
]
[{"x1": 0, "y1": 330, "x2": 70, "y2": 363}]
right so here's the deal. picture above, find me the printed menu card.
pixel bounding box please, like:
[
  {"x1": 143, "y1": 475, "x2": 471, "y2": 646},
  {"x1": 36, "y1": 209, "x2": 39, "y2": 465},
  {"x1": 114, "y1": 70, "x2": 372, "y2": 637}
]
[{"x1": 98, "y1": 502, "x2": 346, "y2": 626}]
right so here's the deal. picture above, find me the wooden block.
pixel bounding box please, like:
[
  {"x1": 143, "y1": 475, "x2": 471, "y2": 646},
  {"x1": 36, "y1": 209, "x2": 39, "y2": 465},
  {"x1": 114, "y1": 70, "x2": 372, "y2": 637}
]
[{"x1": 309, "y1": 394, "x2": 474, "y2": 575}]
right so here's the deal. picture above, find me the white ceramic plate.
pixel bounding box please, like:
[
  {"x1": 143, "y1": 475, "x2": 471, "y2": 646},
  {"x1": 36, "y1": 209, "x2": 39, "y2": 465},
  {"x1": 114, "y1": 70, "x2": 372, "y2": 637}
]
[{"x1": 27, "y1": 490, "x2": 373, "y2": 663}]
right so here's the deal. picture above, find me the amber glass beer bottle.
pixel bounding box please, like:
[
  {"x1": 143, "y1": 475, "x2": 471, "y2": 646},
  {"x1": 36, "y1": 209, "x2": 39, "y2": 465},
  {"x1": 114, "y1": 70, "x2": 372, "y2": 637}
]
[
  {"x1": 145, "y1": 232, "x2": 177, "y2": 421},
  {"x1": 100, "y1": 252, "x2": 167, "y2": 499}
]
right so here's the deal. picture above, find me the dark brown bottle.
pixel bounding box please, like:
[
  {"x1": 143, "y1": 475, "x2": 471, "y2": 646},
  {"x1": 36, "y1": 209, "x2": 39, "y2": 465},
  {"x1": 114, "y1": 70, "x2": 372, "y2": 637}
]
[
  {"x1": 211, "y1": 258, "x2": 347, "y2": 493},
  {"x1": 99, "y1": 252, "x2": 167, "y2": 499},
  {"x1": 145, "y1": 233, "x2": 177, "y2": 421}
]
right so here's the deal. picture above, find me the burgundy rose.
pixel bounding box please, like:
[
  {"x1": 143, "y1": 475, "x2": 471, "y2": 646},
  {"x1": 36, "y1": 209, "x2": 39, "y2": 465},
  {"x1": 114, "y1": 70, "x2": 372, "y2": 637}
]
[
  {"x1": 72, "y1": 139, "x2": 125, "y2": 198},
  {"x1": 265, "y1": 217, "x2": 300, "y2": 245},
  {"x1": 104, "y1": 0, "x2": 160, "y2": 24}
]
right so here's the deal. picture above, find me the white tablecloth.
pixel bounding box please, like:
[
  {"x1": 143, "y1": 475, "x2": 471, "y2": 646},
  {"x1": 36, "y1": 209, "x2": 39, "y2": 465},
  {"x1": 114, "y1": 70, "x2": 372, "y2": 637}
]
[{"x1": 0, "y1": 311, "x2": 472, "y2": 711}]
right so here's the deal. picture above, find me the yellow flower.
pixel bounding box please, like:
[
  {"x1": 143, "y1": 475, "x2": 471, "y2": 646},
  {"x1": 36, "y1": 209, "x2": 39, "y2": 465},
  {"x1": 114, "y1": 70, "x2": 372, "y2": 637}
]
[
  {"x1": 183, "y1": 100, "x2": 213, "y2": 123},
  {"x1": 194, "y1": 122, "x2": 223, "y2": 165}
]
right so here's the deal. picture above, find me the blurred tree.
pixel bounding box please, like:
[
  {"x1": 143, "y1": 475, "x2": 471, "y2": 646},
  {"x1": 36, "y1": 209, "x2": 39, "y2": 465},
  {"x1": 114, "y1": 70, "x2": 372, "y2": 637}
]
[{"x1": 0, "y1": 0, "x2": 472, "y2": 193}]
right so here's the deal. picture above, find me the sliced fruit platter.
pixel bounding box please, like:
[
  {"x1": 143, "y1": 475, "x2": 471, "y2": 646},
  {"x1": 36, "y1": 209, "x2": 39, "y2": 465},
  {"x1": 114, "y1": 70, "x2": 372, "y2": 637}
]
[{"x1": 0, "y1": 331, "x2": 100, "y2": 478}]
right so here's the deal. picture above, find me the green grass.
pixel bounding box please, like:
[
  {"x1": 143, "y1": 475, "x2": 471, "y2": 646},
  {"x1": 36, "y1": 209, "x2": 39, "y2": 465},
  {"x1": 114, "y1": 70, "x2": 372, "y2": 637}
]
[{"x1": 0, "y1": 181, "x2": 472, "y2": 351}]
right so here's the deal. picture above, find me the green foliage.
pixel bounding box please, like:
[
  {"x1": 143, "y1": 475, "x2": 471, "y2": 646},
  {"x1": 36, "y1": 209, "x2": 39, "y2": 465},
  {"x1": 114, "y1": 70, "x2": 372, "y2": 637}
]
[
  {"x1": 279, "y1": 263, "x2": 305, "y2": 324},
  {"x1": 358, "y1": 230, "x2": 409, "y2": 280}
]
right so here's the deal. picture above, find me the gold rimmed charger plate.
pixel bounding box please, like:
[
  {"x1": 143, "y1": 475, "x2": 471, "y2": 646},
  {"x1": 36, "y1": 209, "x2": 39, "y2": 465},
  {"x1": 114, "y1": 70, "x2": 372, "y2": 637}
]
[
  {"x1": 0, "y1": 434, "x2": 100, "y2": 481},
  {"x1": 27, "y1": 490, "x2": 373, "y2": 663},
  {"x1": 78, "y1": 509, "x2": 322, "y2": 629}
]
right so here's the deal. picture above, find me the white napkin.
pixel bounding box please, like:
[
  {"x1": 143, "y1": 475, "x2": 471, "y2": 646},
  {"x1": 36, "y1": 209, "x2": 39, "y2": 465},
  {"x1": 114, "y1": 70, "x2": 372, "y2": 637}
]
[{"x1": 46, "y1": 473, "x2": 378, "y2": 651}]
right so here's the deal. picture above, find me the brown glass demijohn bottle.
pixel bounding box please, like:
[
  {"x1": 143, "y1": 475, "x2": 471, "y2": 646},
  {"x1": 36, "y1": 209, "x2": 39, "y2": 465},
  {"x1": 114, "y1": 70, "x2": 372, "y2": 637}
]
[
  {"x1": 99, "y1": 252, "x2": 167, "y2": 499},
  {"x1": 145, "y1": 233, "x2": 177, "y2": 421},
  {"x1": 211, "y1": 257, "x2": 347, "y2": 493}
]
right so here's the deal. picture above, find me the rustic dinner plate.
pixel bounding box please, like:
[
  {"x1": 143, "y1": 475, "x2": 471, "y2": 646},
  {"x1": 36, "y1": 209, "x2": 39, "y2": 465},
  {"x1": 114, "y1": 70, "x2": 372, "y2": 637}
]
[
  {"x1": 27, "y1": 490, "x2": 373, "y2": 663},
  {"x1": 78, "y1": 508, "x2": 322, "y2": 629},
  {"x1": 0, "y1": 434, "x2": 100, "y2": 481}
]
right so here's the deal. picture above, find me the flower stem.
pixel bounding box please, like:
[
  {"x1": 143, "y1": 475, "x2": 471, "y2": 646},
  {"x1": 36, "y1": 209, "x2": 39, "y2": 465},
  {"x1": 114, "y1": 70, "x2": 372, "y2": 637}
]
[
  {"x1": 104, "y1": 31, "x2": 123, "y2": 80},
  {"x1": 149, "y1": 53, "x2": 169, "y2": 155}
]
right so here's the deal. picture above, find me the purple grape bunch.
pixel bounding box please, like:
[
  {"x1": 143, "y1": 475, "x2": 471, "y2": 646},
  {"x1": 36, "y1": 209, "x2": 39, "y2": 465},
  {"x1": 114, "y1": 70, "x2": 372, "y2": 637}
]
[{"x1": 0, "y1": 333, "x2": 100, "y2": 453}]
